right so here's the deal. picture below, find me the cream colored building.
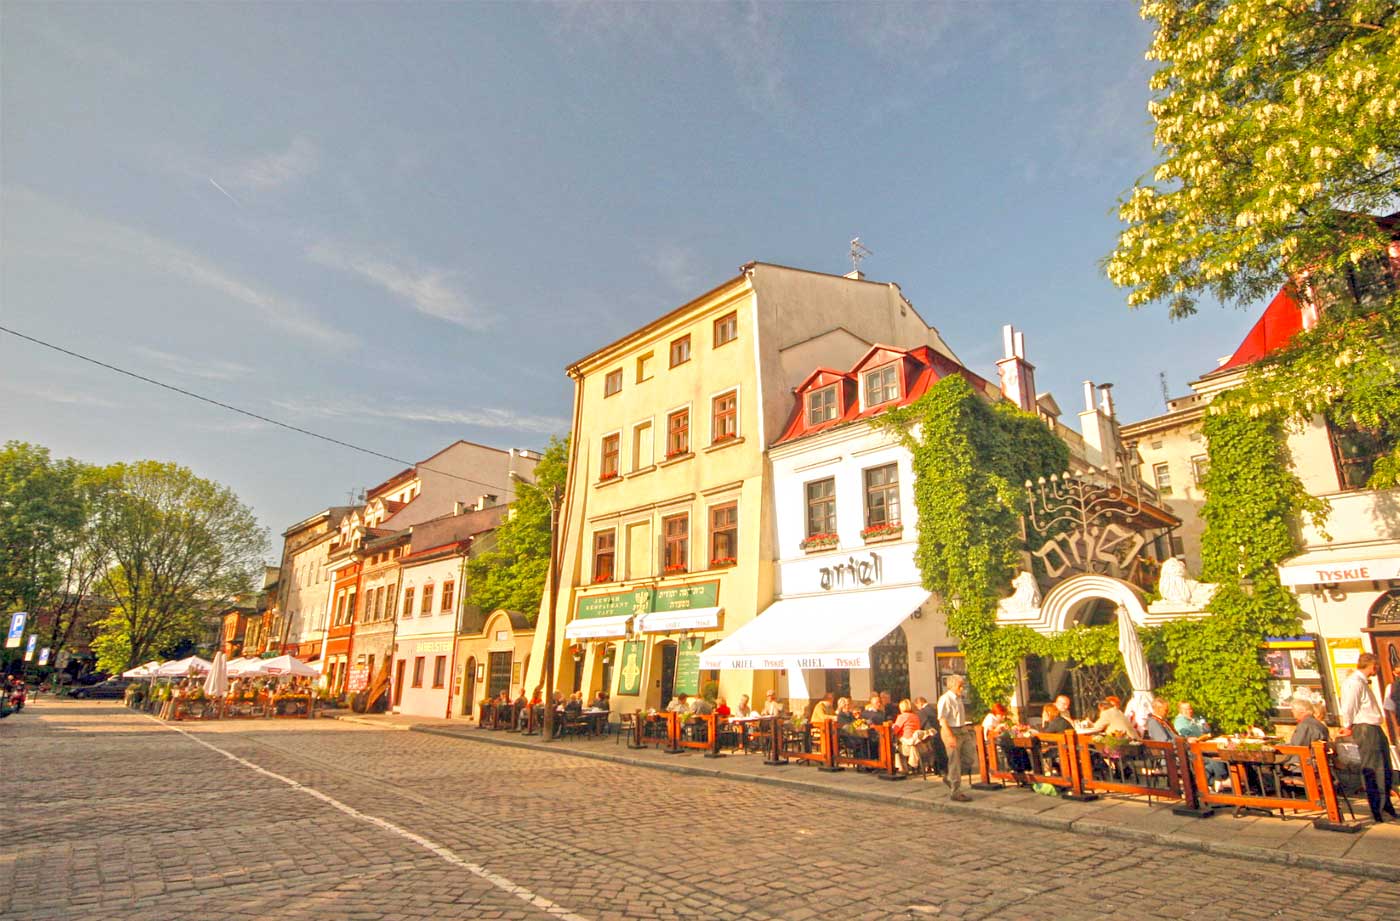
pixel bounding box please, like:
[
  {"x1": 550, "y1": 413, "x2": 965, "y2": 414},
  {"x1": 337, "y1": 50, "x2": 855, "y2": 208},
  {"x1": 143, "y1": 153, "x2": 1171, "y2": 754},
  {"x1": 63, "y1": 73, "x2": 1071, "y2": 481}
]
[
  {"x1": 273, "y1": 507, "x2": 355, "y2": 660},
  {"x1": 524, "y1": 263, "x2": 966, "y2": 712}
]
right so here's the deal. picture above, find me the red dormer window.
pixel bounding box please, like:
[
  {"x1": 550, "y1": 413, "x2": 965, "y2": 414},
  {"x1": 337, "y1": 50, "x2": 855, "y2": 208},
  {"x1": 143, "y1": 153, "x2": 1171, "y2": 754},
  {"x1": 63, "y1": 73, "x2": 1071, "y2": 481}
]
[
  {"x1": 806, "y1": 385, "x2": 839, "y2": 426},
  {"x1": 863, "y1": 363, "x2": 900, "y2": 407}
]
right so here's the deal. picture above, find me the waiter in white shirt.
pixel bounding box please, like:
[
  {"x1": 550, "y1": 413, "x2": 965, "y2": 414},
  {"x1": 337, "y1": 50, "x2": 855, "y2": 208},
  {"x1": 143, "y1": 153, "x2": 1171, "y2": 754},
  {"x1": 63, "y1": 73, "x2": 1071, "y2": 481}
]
[
  {"x1": 1339, "y1": 653, "x2": 1397, "y2": 823},
  {"x1": 937, "y1": 674, "x2": 976, "y2": 802}
]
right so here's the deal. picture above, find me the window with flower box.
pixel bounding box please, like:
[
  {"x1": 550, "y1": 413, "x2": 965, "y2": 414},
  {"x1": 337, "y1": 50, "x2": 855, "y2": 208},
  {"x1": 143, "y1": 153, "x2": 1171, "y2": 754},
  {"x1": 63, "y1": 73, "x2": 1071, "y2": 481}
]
[
  {"x1": 593, "y1": 529, "x2": 616, "y2": 583},
  {"x1": 709, "y1": 503, "x2": 737, "y2": 567},
  {"x1": 863, "y1": 363, "x2": 899, "y2": 407},
  {"x1": 712, "y1": 390, "x2": 737, "y2": 443},
  {"x1": 804, "y1": 478, "x2": 836, "y2": 544},
  {"x1": 806, "y1": 385, "x2": 838, "y2": 426},
  {"x1": 714, "y1": 311, "x2": 738, "y2": 347},
  {"x1": 862, "y1": 464, "x2": 901, "y2": 537},
  {"x1": 663, "y1": 514, "x2": 689, "y2": 574},
  {"x1": 670, "y1": 334, "x2": 691, "y2": 367},
  {"x1": 420, "y1": 584, "x2": 434, "y2": 615},
  {"x1": 440, "y1": 580, "x2": 454, "y2": 613},
  {"x1": 604, "y1": 368, "x2": 623, "y2": 397},
  {"x1": 402, "y1": 587, "x2": 415, "y2": 619},
  {"x1": 666, "y1": 408, "x2": 690, "y2": 457},
  {"x1": 601, "y1": 433, "x2": 621, "y2": 480}
]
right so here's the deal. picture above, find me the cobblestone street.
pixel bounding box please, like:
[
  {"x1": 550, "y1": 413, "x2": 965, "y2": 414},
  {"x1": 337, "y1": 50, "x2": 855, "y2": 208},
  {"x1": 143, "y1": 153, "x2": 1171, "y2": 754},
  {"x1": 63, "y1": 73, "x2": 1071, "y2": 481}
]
[{"x1": 3, "y1": 701, "x2": 1398, "y2": 921}]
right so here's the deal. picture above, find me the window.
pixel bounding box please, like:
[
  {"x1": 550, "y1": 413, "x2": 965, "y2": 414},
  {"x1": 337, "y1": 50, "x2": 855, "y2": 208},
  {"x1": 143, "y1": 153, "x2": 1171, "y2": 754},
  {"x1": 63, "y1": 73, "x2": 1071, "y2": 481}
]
[
  {"x1": 346, "y1": 589, "x2": 357, "y2": 624},
  {"x1": 632, "y1": 421, "x2": 653, "y2": 471},
  {"x1": 386, "y1": 587, "x2": 398, "y2": 620},
  {"x1": 366, "y1": 654, "x2": 375, "y2": 680},
  {"x1": 663, "y1": 514, "x2": 689, "y2": 574},
  {"x1": 420, "y1": 584, "x2": 434, "y2": 615},
  {"x1": 411, "y1": 656, "x2": 425, "y2": 688},
  {"x1": 1153, "y1": 462, "x2": 1172, "y2": 496},
  {"x1": 432, "y1": 655, "x2": 447, "y2": 688},
  {"x1": 636, "y1": 352, "x2": 654, "y2": 382},
  {"x1": 402, "y1": 587, "x2": 415, "y2": 619},
  {"x1": 863, "y1": 363, "x2": 899, "y2": 406},
  {"x1": 375, "y1": 586, "x2": 385, "y2": 620},
  {"x1": 863, "y1": 464, "x2": 900, "y2": 529},
  {"x1": 669, "y1": 335, "x2": 691, "y2": 367},
  {"x1": 710, "y1": 503, "x2": 737, "y2": 567},
  {"x1": 1328, "y1": 420, "x2": 1397, "y2": 490},
  {"x1": 593, "y1": 530, "x2": 616, "y2": 583},
  {"x1": 712, "y1": 391, "x2": 737, "y2": 442},
  {"x1": 806, "y1": 385, "x2": 838, "y2": 426},
  {"x1": 713, "y1": 311, "x2": 738, "y2": 347},
  {"x1": 440, "y1": 580, "x2": 454, "y2": 613},
  {"x1": 604, "y1": 368, "x2": 623, "y2": 397},
  {"x1": 1190, "y1": 455, "x2": 1210, "y2": 486},
  {"x1": 334, "y1": 592, "x2": 347, "y2": 626},
  {"x1": 601, "y1": 433, "x2": 621, "y2": 480},
  {"x1": 806, "y1": 478, "x2": 836, "y2": 537},
  {"x1": 666, "y1": 408, "x2": 690, "y2": 457}
]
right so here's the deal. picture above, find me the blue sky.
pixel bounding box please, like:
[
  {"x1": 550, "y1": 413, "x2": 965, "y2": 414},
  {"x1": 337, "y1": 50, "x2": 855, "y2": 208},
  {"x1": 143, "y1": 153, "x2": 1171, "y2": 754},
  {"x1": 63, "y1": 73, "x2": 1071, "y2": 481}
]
[{"x1": 1, "y1": 2, "x2": 1260, "y2": 543}]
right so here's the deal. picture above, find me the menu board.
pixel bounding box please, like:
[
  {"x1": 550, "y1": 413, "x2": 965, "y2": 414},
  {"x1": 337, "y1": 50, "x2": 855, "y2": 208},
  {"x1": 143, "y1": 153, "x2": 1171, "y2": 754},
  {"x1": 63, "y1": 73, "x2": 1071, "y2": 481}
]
[
  {"x1": 1260, "y1": 636, "x2": 1332, "y2": 719},
  {"x1": 673, "y1": 637, "x2": 703, "y2": 697}
]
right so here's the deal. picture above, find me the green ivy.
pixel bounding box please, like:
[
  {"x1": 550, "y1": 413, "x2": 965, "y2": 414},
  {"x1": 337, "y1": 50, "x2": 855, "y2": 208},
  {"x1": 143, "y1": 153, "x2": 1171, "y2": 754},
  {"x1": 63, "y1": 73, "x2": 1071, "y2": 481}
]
[{"x1": 878, "y1": 376, "x2": 1069, "y2": 708}]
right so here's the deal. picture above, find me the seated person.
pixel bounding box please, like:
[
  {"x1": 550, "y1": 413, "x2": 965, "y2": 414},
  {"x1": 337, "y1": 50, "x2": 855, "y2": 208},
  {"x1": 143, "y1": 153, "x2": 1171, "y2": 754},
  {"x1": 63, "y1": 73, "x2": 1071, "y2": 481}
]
[
  {"x1": 810, "y1": 692, "x2": 835, "y2": 723},
  {"x1": 915, "y1": 696, "x2": 939, "y2": 734},
  {"x1": 880, "y1": 691, "x2": 899, "y2": 721},
  {"x1": 714, "y1": 697, "x2": 731, "y2": 719},
  {"x1": 690, "y1": 695, "x2": 715, "y2": 716},
  {"x1": 733, "y1": 694, "x2": 753, "y2": 718},
  {"x1": 860, "y1": 694, "x2": 886, "y2": 725},
  {"x1": 1143, "y1": 697, "x2": 1178, "y2": 742},
  {"x1": 834, "y1": 697, "x2": 854, "y2": 729},
  {"x1": 761, "y1": 690, "x2": 783, "y2": 717},
  {"x1": 1041, "y1": 703, "x2": 1073, "y2": 734},
  {"x1": 591, "y1": 691, "x2": 609, "y2": 712},
  {"x1": 1285, "y1": 697, "x2": 1329, "y2": 761},
  {"x1": 982, "y1": 702, "x2": 1009, "y2": 735},
  {"x1": 563, "y1": 692, "x2": 583, "y2": 716},
  {"x1": 1173, "y1": 701, "x2": 1211, "y2": 738},
  {"x1": 1084, "y1": 698, "x2": 1138, "y2": 738},
  {"x1": 667, "y1": 692, "x2": 690, "y2": 713},
  {"x1": 892, "y1": 699, "x2": 922, "y2": 773}
]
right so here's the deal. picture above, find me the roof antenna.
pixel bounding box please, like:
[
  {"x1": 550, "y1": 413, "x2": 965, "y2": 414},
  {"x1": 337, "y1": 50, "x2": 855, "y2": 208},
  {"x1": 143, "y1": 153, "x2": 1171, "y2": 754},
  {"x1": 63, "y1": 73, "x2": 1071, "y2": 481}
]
[
  {"x1": 849, "y1": 237, "x2": 872, "y2": 277},
  {"x1": 1158, "y1": 371, "x2": 1170, "y2": 408}
]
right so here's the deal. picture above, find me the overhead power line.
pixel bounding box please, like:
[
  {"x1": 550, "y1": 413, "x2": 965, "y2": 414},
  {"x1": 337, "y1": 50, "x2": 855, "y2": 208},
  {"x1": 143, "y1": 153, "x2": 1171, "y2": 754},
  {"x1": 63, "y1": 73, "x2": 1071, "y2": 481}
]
[{"x1": 0, "y1": 324, "x2": 525, "y2": 496}]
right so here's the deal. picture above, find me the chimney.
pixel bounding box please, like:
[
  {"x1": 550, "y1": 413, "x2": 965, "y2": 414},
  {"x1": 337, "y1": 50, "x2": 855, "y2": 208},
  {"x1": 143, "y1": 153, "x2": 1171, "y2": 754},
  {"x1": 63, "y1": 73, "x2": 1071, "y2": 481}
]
[
  {"x1": 475, "y1": 494, "x2": 498, "y2": 511},
  {"x1": 844, "y1": 270, "x2": 865, "y2": 281},
  {"x1": 454, "y1": 501, "x2": 466, "y2": 516},
  {"x1": 995, "y1": 324, "x2": 1037, "y2": 412},
  {"x1": 1099, "y1": 383, "x2": 1116, "y2": 419}
]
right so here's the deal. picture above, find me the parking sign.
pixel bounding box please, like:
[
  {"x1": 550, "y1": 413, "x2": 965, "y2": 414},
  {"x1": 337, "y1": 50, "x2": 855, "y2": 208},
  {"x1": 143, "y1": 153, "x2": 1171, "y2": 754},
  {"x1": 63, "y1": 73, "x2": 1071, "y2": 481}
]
[
  {"x1": 24, "y1": 634, "x2": 37, "y2": 661},
  {"x1": 38, "y1": 647, "x2": 50, "y2": 667},
  {"x1": 6, "y1": 612, "x2": 26, "y2": 648}
]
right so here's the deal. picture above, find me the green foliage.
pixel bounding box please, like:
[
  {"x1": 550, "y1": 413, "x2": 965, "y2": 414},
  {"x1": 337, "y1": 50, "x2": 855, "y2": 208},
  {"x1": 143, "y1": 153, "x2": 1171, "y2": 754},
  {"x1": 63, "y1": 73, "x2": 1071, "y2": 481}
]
[
  {"x1": 879, "y1": 376, "x2": 1069, "y2": 706},
  {"x1": 465, "y1": 436, "x2": 569, "y2": 621},
  {"x1": 0, "y1": 441, "x2": 86, "y2": 613}
]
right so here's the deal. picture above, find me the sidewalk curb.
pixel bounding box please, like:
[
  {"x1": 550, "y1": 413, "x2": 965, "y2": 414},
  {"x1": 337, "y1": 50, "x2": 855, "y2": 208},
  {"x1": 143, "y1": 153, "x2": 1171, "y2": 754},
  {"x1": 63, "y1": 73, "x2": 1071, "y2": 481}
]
[
  {"x1": 327, "y1": 713, "x2": 413, "y2": 731},
  {"x1": 407, "y1": 723, "x2": 1399, "y2": 882}
]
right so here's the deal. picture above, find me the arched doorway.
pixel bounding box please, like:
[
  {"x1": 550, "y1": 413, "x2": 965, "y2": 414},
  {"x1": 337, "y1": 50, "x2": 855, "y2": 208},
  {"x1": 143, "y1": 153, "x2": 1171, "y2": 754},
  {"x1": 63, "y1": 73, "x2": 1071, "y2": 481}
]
[
  {"x1": 870, "y1": 626, "x2": 910, "y2": 704},
  {"x1": 1369, "y1": 590, "x2": 1400, "y2": 740}
]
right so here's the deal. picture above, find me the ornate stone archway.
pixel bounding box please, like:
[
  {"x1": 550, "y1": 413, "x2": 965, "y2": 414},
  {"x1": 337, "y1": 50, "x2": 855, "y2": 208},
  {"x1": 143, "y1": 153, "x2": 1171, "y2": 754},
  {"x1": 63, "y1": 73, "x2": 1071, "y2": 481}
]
[{"x1": 996, "y1": 572, "x2": 1151, "y2": 635}]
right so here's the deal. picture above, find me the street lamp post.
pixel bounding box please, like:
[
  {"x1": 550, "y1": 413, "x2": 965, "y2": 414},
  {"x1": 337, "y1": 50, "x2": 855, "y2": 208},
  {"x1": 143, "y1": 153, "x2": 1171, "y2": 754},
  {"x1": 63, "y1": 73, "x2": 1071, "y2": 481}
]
[{"x1": 511, "y1": 470, "x2": 563, "y2": 742}]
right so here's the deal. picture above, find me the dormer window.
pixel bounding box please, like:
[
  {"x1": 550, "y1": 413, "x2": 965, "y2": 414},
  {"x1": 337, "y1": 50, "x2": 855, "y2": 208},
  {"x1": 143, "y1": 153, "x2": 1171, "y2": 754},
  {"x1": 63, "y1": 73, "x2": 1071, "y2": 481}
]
[
  {"x1": 863, "y1": 363, "x2": 899, "y2": 407},
  {"x1": 806, "y1": 385, "x2": 839, "y2": 426}
]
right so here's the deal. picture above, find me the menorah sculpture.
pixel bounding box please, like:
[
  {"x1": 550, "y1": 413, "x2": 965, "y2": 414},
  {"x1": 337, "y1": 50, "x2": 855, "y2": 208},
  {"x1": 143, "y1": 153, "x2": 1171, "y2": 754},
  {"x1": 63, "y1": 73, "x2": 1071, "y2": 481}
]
[{"x1": 1022, "y1": 470, "x2": 1154, "y2": 580}]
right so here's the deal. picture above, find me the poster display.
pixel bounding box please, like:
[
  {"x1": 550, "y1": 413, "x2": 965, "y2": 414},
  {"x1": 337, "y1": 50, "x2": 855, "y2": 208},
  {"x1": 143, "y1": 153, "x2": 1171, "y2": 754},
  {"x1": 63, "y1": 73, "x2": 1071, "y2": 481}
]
[
  {"x1": 673, "y1": 637, "x2": 703, "y2": 697},
  {"x1": 1260, "y1": 636, "x2": 1331, "y2": 718},
  {"x1": 616, "y1": 640, "x2": 645, "y2": 696}
]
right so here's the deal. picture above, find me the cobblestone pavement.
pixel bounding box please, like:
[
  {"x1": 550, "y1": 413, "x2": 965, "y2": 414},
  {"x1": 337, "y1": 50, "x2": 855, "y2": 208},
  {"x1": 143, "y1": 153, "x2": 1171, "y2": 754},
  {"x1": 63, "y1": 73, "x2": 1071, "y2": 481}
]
[{"x1": 3, "y1": 701, "x2": 1398, "y2": 921}]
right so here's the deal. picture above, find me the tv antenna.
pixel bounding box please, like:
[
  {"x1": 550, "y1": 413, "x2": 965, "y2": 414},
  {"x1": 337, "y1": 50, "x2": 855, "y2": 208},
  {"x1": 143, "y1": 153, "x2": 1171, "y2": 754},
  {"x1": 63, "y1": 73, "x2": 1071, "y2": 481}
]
[
  {"x1": 850, "y1": 237, "x2": 872, "y2": 274},
  {"x1": 1158, "y1": 371, "x2": 1170, "y2": 408}
]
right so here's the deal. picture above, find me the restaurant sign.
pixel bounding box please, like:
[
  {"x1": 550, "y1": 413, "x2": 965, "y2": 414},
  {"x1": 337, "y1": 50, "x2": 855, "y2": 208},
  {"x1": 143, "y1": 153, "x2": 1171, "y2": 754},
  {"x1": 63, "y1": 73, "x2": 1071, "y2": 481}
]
[
  {"x1": 576, "y1": 581, "x2": 719, "y2": 619},
  {"x1": 347, "y1": 666, "x2": 369, "y2": 692},
  {"x1": 1277, "y1": 554, "x2": 1400, "y2": 587},
  {"x1": 616, "y1": 640, "x2": 645, "y2": 696},
  {"x1": 699, "y1": 651, "x2": 869, "y2": 671},
  {"x1": 673, "y1": 637, "x2": 703, "y2": 697}
]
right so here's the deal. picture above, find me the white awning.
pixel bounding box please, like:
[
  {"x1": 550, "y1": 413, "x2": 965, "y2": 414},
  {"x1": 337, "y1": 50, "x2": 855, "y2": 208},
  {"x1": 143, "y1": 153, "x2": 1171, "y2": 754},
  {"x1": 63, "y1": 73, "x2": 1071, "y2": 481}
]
[
  {"x1": 698, "y1": 586, "x2": 930, "y2": 671},
  {"x1": 1277, "y1": 547, "x2": 1400, "y2": 586},
  {"x1": 564, "y1": 614, "x2": 633, "y2": 640},
  {"x1": 635, "y1": 606, "x2": 722, "y2": 634}
]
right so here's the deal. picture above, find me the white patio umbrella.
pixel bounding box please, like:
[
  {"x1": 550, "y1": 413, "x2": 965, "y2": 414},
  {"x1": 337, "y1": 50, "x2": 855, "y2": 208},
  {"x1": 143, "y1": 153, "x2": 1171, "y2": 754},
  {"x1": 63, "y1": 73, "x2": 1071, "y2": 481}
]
[
  {"x1": 122, "y1": 660, "x2": 163, "y2": 679},
  {"x1": 224, "y1": 657, "x2": 256, "y2": 677},
  {"x1": 1116, "y1": 605, "x2": 1154, "y2": 734},
  {"x1": 203, "y1": 651, "x2": 229, "y2": 697},
  {"x1": 257, "y1": 654, "x2": 319, "y2": 678},
  {"x1": 155, "y1": 656, "x2": 213, "y2": 678}
]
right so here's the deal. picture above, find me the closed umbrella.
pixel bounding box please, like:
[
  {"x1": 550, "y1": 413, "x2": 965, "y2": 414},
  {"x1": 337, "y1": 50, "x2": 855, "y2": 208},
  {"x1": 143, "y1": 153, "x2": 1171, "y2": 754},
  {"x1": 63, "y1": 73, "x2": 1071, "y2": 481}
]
[
  {"x1": 203, "y1": 651, "x2": 229, "y2": 697},
  {"x1": 1116, "y1": 604, "x2": 1154, "y2": 733}
]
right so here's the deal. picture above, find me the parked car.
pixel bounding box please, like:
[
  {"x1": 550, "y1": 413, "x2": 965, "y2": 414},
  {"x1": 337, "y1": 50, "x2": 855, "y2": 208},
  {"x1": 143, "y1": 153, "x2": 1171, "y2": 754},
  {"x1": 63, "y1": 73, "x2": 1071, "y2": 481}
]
[{"x1": 69, "y1": 678, "x2": 131, "y2": 700}]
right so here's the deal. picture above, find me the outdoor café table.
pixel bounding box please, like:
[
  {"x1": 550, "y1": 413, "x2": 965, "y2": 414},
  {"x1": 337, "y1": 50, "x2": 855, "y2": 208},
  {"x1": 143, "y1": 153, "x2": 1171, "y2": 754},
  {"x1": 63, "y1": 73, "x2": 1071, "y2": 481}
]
[
  {"x1": 727, "y1": 715, "x2": 765, "y2": 753},
  {"x1": 1214, "y1": 744, "x2": 1292, "y2": 815},
  {"x1": 582, "y1": 707, "x2": 608, "y2": 736}
]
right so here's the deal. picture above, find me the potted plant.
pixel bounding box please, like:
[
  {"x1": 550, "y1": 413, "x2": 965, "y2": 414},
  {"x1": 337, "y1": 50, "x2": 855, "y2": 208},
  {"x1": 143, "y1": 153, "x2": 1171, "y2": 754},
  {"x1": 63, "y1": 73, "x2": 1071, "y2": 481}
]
[
  {"x1": 860, "y1": 521, "x2": 903, "y2": 543},
  {"x1": 799, "y1": 532, "x2": 839, "y2": 551}
]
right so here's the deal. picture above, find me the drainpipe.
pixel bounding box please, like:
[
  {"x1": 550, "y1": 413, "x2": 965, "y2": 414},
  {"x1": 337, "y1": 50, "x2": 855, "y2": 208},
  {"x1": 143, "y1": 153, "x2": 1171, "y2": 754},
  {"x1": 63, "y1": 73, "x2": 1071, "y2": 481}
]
[{"x1": 445, "y1": 539, "x2": 469, "y2": 719}]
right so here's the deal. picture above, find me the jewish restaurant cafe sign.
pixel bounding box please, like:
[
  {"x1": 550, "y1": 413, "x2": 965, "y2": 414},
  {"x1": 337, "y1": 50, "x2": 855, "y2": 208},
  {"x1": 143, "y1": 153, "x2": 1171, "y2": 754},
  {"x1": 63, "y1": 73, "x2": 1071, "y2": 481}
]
[{"x1": 575, "y1": 581, "x2": 719, "y2": 619}]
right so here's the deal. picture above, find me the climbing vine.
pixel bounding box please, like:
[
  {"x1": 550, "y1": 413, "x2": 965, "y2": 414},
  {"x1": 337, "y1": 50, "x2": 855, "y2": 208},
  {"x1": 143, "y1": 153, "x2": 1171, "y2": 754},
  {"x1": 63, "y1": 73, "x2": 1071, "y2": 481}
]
[{"x1": 878, "y1": 376, "x2": 1070, "y2": 708}]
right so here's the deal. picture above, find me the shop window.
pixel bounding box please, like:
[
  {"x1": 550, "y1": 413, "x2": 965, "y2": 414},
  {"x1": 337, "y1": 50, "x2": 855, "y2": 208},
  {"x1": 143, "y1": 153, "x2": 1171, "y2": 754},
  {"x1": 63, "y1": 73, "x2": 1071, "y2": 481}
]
[
  {"x1": 713, "y1": 311, "x2": 738, "y2": 347},
  {"x1": 1328, "y1": 419, "x2": 1396, "y2": 490},
  {"x1": 711, "y1": 390, "x2": 737, "y2": 442},
  {"x1": 669, "y1": 334, "x2": 691, "y2": 367},
  {"x1": 666, "y1": 408, "x2": 690, "y2": 457},
  {"x1": 806, "y1": 478, "x2": 836, "y2": 537},
  {"x1": 411, "y1": 656, "x2": 425, "y2": 688},
  {"x1": 663, "y1": 513, "x2": 689, "y2": 574},
  {"x1": 863, "y1": 464, "x2": 900, "y2": 528},
  {"x1": 709, "y1": 503, "x2": 737, "y2": 567},
  {"x1": 432, "y1": 655, "x2": 447, "y2": 688},
  {"x1": 863, "y1": 363, "x2": 899, "y2": 407},
  {"x1": 806, "y1": 385, "x2": 838, "y2": 426},
  {"x1": 593, "y1": 529, "x2": 616, "y2": 583}
]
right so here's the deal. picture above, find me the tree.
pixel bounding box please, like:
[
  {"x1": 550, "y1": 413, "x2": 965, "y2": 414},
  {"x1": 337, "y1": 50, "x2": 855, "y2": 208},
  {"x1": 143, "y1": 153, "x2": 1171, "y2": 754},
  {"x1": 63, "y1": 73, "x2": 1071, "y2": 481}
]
[
  {"x1": 1106, "y1": 0, "x2": 1400, "y2": 480},
  {"x1": 465, "y1": 436, "x2": 569, "y2": 621},
  {"x1": 90, "y1": 461, "x2": 268, "y2": 671}
]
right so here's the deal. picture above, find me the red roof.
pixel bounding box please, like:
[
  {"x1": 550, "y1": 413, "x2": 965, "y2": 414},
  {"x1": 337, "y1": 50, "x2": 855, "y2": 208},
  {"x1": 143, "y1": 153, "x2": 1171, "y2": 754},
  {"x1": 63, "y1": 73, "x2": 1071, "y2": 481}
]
[
  {"x1": 774, "y1": 344, "x2": 994, "y2": 446},
  {"x1": 1214, "y1": 286, "x2": 1305, "y2": 373}
]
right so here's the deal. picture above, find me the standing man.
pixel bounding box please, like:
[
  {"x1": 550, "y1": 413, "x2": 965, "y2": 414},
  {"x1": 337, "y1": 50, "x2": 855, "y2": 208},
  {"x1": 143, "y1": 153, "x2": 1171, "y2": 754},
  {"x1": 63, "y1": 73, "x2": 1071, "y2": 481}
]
[
  {"x1": 937, "y1": 674, "x2": 976, "y2": 802},
  {"x1": 1339, "y1": 653, "x2": 1397, "y2": 823}
]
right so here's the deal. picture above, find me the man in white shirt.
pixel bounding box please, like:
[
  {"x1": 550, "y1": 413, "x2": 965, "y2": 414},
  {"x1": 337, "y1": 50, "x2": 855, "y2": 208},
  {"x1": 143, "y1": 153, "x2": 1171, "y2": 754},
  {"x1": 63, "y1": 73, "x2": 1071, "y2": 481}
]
[
  {"x1": 937, "y1": 674, "x2": 975, "y2": 802},
  {"x1": 1339, "y1": 653, "x2": 1397, "y2": 823}
]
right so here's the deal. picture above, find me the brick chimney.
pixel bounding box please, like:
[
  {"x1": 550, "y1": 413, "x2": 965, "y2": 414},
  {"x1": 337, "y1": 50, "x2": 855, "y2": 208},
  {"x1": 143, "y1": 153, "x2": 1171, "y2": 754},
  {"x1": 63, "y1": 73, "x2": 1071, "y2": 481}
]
[{"x1": 996, "y1": 324, "x2": 1037, "y2": 412}]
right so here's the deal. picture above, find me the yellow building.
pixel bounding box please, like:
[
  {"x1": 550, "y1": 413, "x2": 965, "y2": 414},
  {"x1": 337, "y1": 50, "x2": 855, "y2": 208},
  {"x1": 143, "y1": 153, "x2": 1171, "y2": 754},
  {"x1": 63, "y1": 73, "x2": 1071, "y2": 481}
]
[{"x1": 523, "y1": 263, "x2": 962, "y2": 712}]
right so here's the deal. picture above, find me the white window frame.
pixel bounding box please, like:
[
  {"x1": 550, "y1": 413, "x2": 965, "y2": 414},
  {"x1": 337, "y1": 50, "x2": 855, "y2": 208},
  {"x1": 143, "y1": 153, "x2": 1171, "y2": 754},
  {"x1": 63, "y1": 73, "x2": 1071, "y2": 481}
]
[
  {"x1": 806, "y1": 384, "x2": 839, "y2": 426},
  {"x1": 862, "y1": 363, "x2": 899, "y2": 409}
]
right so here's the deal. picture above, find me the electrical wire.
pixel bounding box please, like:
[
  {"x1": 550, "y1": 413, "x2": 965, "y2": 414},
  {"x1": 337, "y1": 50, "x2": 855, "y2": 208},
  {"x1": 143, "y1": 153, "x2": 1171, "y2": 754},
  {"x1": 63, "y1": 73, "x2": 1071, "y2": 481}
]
[{"x1": 0, "y1": 324, "x2": 538, "y2": 496}]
